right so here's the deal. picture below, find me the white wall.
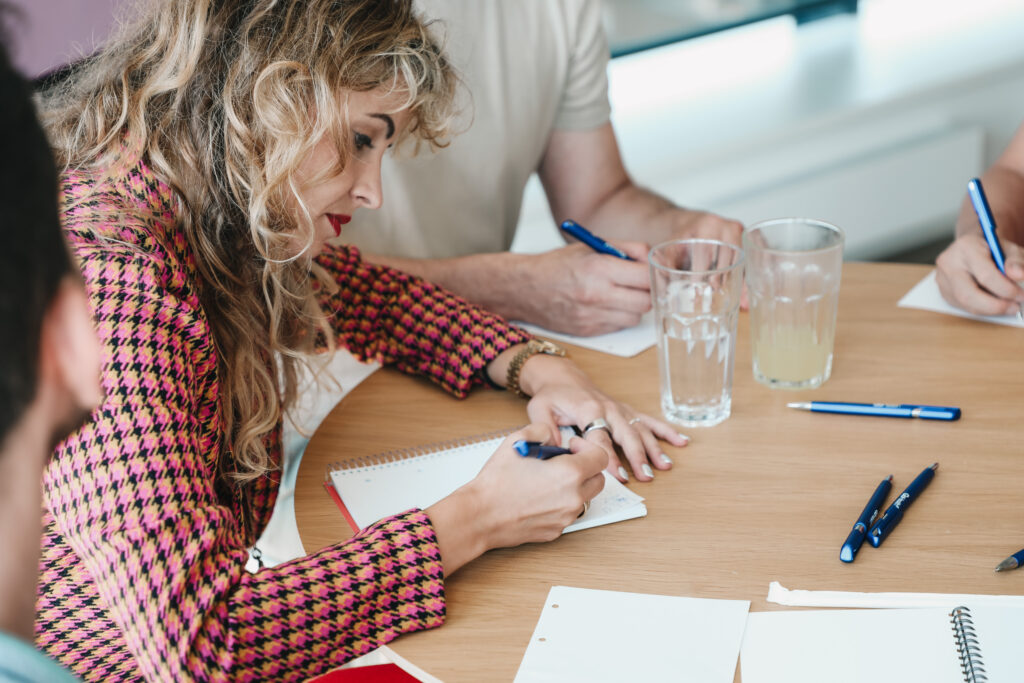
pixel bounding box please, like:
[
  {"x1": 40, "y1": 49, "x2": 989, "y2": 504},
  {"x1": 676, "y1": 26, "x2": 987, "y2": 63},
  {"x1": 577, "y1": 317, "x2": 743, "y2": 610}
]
[{"x1": 6, "y1": 0, "x2": 122, "y2": 77}]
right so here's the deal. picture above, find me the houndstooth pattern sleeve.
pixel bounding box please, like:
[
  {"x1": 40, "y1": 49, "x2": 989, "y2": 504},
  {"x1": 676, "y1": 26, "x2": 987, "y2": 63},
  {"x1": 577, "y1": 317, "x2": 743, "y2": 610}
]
[{"x1": 314, "y1": 244, "x2": 530, "y2": 398}]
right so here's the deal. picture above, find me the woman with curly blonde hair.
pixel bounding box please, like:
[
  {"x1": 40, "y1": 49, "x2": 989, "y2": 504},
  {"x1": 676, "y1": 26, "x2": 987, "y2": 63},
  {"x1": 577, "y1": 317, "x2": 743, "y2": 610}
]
[{"x1": 35, "y1": 0, "x2": 685, "y2": 679}]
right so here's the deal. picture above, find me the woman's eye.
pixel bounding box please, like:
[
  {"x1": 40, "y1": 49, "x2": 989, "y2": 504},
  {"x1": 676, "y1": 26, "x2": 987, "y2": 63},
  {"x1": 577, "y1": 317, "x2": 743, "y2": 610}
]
[{"x1": 354, "y1": 133, "x2": 373, "y2": 151}]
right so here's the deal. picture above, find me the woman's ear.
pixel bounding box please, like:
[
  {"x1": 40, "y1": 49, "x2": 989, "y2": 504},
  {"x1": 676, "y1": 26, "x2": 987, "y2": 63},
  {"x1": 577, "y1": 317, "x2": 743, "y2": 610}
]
[{"x1": 39, "y1": 277, "x2": 104, "y2": 414}]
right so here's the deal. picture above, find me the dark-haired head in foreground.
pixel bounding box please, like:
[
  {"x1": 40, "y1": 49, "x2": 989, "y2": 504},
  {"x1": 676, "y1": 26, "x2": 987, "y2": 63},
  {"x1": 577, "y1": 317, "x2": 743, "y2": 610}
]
[{"x1": 0, "y1": 4, "x2": 102, "y2": 664}]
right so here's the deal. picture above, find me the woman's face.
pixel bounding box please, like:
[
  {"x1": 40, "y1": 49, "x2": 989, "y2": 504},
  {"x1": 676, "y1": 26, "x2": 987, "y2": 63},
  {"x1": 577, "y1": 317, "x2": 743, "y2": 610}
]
[{"x1": 297, "y1": 88, "x2": 412, "y2": 254}]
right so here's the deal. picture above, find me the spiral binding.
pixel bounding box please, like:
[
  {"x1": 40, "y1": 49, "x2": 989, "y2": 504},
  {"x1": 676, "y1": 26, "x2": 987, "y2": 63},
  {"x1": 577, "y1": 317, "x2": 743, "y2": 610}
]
[
  {"x1": 325, "y1": 426, "x2": 521, "y2": 478},
  {"x1": 950, "y1": 605, "x2": 987, "y2": 683}
]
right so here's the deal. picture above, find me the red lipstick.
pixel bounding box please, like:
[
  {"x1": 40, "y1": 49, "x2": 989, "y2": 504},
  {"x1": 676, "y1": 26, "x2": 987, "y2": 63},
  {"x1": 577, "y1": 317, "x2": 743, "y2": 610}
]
[{"x1": 327, "y1": 214, "x2": 351, "y2": 237}]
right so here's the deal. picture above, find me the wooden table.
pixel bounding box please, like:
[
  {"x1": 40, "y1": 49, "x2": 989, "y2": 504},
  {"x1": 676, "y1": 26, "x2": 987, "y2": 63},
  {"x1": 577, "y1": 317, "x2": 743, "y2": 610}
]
[{"x1": 296, "y1": 262, "x2": 1024, "y2": 681}]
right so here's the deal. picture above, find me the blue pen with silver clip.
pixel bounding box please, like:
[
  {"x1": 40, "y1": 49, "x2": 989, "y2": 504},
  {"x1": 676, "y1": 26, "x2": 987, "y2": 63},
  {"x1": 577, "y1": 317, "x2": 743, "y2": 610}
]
[
  {"x1": 513, "y1": 440, "x2": 571, "y2": 460},
  {"x1": 967, "y1": 177, "x2": 1024, "y2": 321},
  {"x1": 787, "y1": 401, "x2": 961, "y2": 421},
  {"x1": 868, "y1": 463, "x2": 938, "y2": 548},
  {"x1": 840, "y1": 474, "x2": 893, "y2": 563},
  {"x1": 559, "y1": 219, "x2": 634, "y2": 261}
]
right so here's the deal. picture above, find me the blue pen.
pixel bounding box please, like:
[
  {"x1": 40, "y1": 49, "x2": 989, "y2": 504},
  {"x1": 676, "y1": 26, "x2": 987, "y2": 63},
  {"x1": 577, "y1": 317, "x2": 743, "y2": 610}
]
[
  {"x1": 559, "y1": 220, "x2": 634, "y2": 260},
  {"x1": 840, "y1": 474, "x2": 892, "y2": 563},
  {"x1": 788, "y1": 401, "x2": 961, "y2": 421},
  {"x1": 868, "y1": 463, "x2": 938, "y2": 548},
  {"x1": 995, "y1": 547, "x2": 1024, "y2": 572},
  {"x1": 967, "y1": 177, "x2": 1024, "y2": 321},
  {"x1": 513, "y1": 440, "x2": 571, "y2": 460}
]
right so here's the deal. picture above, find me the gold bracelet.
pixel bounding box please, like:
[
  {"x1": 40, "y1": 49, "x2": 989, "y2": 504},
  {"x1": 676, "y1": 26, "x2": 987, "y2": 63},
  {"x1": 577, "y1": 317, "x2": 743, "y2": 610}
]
[{"x1": 505, "y1": 339, "x2": 567, "y2": 398}]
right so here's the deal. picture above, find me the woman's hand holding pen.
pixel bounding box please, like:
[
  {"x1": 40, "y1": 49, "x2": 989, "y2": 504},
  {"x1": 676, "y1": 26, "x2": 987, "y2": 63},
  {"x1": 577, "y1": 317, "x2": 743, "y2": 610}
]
[
  {"x1": 935, "y1": 232, "x2": 1024, "y2": 315},
  {"x1": 516, "y1": 353, "x2": 689, "y2": 483},
  {"x1": 426, "y1": 424, "x2": 606, "y2": 577}
]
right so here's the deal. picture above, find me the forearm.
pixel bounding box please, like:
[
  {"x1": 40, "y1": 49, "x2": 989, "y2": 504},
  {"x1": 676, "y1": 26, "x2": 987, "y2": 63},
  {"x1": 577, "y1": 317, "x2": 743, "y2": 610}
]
[
  {"x1": 539, "y1": 123, "x2": 742, "y2": 249},
  {"x1": 578, "y1": 182, "x2": 681, "y2": 245},
  {"x1": 573, "y1": 181, "x2": 742, "y2": 249},
  {"x1": 361, "y1": 250, "x2": 541, "y2": 322},
  {"x1": 956, "y1": 164, "x2": 1024, "y2": 244},
  {"x1": 426, "y1": 486, "x2": 490, "y2": 576}
]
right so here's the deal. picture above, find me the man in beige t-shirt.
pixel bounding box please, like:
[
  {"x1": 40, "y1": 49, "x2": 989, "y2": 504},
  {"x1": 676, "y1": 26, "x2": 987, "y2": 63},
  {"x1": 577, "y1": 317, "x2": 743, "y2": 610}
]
[{"x1": 343, "y1": 0, "x2": 742, "y2": 336}]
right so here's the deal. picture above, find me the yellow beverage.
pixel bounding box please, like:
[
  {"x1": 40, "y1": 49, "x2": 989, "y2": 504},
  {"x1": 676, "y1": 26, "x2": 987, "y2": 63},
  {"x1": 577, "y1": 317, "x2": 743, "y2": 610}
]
[{"x1": 752, "y1": 323, "x2": 834, "y2": 386}]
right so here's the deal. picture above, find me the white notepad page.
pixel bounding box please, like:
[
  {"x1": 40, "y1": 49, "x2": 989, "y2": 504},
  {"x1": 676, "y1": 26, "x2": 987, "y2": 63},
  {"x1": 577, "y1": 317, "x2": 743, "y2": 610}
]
[
  {"x1": 741, "y1": 606, "x2": 1024, "y2": 683},
  {"x1": 514, "y1": 311, "x2": 656, "y2": 358},
  {"x1": 329, "y1": 434, "x2": 646, "y2": 534},
  {"x1": 898, "y1": 270, "x2": 1024, "y2": 328},
  {"x1": 515, "y1": 586, "x2": 750, "y2": 683}
]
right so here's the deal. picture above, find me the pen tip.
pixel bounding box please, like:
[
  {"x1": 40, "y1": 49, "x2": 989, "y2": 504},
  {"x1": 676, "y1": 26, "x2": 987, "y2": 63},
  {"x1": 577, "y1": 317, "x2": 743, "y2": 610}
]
[
  {"x1": 885, "y1": 474, "x2": 893, "y2": 482},
  {"x1": 929, "y1": 462, "x2": 939, "y2": 470},
  {"x1": 995, "y1": 557, "x2": 1019, "y2": 572}
]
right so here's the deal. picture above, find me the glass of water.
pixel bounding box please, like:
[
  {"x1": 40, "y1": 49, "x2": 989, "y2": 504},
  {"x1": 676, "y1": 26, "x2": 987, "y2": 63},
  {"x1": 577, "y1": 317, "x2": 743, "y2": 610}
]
[
  {"x1": 649, "y1": 239, "x2": 745, "y2": 427},
  {"x1": 744, "y1": 218, "x2": 844, "y2": 390}
]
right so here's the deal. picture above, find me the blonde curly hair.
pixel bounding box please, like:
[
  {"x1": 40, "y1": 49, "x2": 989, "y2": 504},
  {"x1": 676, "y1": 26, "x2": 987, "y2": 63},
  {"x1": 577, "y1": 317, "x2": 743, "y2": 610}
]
[{"x1": 41, "y1": 0, "x2": 456, "y2": 483}]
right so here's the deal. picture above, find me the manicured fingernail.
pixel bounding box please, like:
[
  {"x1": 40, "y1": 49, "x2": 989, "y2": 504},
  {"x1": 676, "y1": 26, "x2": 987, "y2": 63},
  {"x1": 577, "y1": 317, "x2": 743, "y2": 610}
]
[
  {"x1": 642, "y1": 464, "x2": 654, "y2": 478},
  {"x1": 679, "y1": 432, "x2": 691, "y2": 443},
  {"x1": 660, "y1": 453, "x2": 673, "y2": 465},
  {"x1": 618, "y1": 466, "x2": 629, "y2": 481}
]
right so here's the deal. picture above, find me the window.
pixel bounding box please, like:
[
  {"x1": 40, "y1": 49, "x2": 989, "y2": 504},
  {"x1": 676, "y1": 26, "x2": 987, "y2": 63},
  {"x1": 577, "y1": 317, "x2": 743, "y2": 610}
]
[{"x1": 602, "y1": 0, "x2": 857, "y2": 57}]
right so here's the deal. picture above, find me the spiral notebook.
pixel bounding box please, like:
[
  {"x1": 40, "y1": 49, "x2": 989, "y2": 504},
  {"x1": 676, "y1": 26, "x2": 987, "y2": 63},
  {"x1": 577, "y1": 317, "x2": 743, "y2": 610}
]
[
  {"x1": 740, "y1": 605, "x2": 1024, "y2": 683},
  {"x1": 326, "y1": 429, "x2": 646, "y2": 534}
]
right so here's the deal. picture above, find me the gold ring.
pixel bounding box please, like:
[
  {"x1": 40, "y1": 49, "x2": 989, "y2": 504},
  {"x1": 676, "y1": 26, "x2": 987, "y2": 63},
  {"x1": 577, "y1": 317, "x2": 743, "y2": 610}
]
[{"x1": 577, "y1": 500, "x2": 591, "y2": 518}]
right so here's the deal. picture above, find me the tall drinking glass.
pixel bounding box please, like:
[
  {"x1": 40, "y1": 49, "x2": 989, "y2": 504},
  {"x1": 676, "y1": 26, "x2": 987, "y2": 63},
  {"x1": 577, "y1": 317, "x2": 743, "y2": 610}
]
[
  {"x1": 744, "y1": 218, "x2": 844, "y2": 390},
  {"x1": 649, "y1": 239, "x2": 745, "y2": 427}
]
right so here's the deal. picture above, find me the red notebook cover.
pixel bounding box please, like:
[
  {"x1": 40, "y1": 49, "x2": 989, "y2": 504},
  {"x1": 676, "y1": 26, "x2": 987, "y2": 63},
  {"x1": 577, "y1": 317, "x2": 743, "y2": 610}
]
[{"x1": 308, "y1": 663, "x2": 420, "y2": 682}]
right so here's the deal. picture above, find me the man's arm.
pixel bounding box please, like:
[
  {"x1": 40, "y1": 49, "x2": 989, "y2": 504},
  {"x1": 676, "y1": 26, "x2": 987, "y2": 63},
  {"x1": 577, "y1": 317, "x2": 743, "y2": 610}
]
[
  {"x1": 954, "y1": 125, "x2": 1024, "y2": 242},
  {"x1": 935, "y1": 122, "x2": 1024, "y2": 315},
  {"x1": 537, "y1": 122, "x2": 743, "y2": 248},
  {"x1": 365, "y1": 123, "x2": 741, "y2": 335}
]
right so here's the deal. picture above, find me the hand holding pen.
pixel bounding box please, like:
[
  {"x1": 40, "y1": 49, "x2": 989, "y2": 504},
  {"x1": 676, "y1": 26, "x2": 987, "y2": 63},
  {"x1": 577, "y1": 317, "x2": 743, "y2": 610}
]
[
  {"x1": 559, "y1": 220, "x2": 635, "y2": 261},
  {"x1": 966, "y1": 178, "x2": 1024, "y2": 321},
  {"x1": 935, "y1": 178, "x2": 1024, "y2": 318}
]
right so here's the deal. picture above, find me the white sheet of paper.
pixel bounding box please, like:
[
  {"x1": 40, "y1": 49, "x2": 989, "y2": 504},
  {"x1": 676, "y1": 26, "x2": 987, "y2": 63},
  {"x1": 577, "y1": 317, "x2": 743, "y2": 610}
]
[
  {"x1": 514, "y1": 311, "x2": 656, "y2": 357},
  {"x1": 515, "y1": 586, "x2": 750, "y2": 683},
  {"x1": 766, "y1": 580, "x2": 1024, "y2": 608},
  {"x1": 897, "y1": 270, "x2": 1024, "y2": 327}
]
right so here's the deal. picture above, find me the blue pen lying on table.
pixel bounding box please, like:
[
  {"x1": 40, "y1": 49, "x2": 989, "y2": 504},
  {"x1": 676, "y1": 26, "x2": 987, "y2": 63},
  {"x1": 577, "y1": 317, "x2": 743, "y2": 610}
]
[
  {"x1": 513, "y1": 440, "x2": 572, "y2": 460},
  {"x1": 967, "y1": 177, "x2": 1024, "y2": 321},
  {"x1": 559, "y1": 219, "x2": 634, "y2": 261},
  {"x1": 787, "y1": 401, "x2": 961, "y2": 421},
  {"x1": 840, "y1": 474, "x2": 893, "y2": 563},
  {"x1": 868, "y1": 463, "x2": 938, "y2": 548}
]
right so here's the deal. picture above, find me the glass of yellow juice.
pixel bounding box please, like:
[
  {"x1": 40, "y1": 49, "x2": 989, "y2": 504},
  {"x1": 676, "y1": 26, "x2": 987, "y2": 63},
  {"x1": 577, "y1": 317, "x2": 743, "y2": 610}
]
[{"x1": 744, "y1": 218, "x2": 844, "y2": 390}]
